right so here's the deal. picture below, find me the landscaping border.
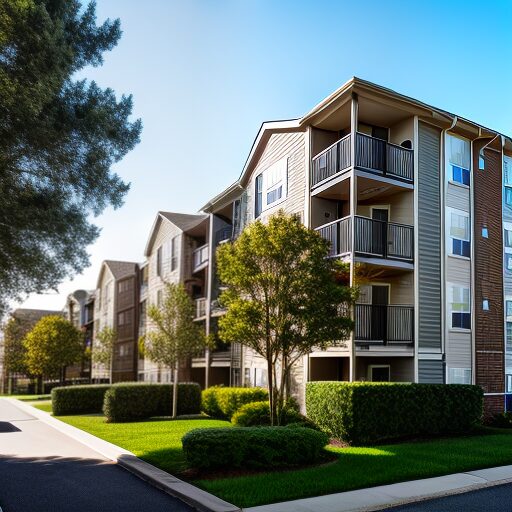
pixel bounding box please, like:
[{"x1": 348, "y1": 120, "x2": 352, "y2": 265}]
[{"x1": 10, "y1": 398, "x2": 240, "y2": 512}]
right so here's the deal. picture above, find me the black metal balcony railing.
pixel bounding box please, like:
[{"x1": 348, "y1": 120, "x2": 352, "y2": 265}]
[
  {"x1": 355, "y1": 304, "x2": 414, "y2": 345},
  {"x1": 311, "y1": 132, "x2": 414, "y2": 187},
  {"x1": 315, "y1": 216, "x2": 413, "y2": 262}
]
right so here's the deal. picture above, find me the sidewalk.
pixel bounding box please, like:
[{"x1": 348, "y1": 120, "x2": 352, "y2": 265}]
[{"x1": 244, "y1": 466, "x2": 512, "y2": 512}]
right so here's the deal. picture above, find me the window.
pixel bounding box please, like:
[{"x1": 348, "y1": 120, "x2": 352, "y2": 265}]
[
  {"x1": 482, "y1": 227, "x2": 489, "y2": 238},
  {"x1": 254, "y1": 157, "x2": 288, "y2": 218},
  {"x1": 157, "y1": 289, "x2": 163, "y2": 307},
  {"x1": 507, "y1": 375, "x2": 512, "y2": 394},
  {"x1": 446, "y1": 134, "x2": 470, "y2": 186},
  {"x1": 507, "y1": 254, "x2": 512, "y2": 271},
  {"x1": 504, "y1": 156, "x2": 512, "y2": 186},
  {"x1": 448, "y1": 209, "x2": 470, "y2": 258},
  {"x1": 483, "y1": 299, "x2": 490, "y2": 311},
  {"x1": 506, "y1": 300, "x2": 512, "y2": 319},
  {"x1": 448, "y1": 368, "x2": 471, "y2": 384},
  {"x1": 449, "y1": 285, "x2": 471, "y2": 329},
  {"x1": 118, "y1": 310, "x2": 132, "y2": 326},
  {"x1": 506, "y1": 187, "x2": 512, "y2": 207},
  {"x1": 171, "y1": 236, "x2": 178, "y2": 271},
  {"x1": 479, "y1": 150, "x2": 485, "y2": 170},
  {"x1": 156, "y1": 246, "x2": 163, "y2": 277},
  {"x1": 507, "y1": 322, "x2": 512, "y2": 351},
  {"x1": 505, "y1": 229, "x2": 512, "y2": 248},
  {"x1": 255, "y1": 174, "x2": 263, "y2": 218},
  {"x1": 118, "y1": 280, "x2": 131, "y2": 293}
]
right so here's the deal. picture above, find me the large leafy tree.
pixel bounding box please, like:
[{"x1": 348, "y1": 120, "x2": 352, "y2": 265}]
[
  {"x1": 24, "y1": 315, "x2": 84, "y2": 383},
  {"x1": 2, "y1": 315, "x2": 31, "y2": 378},
  {"x1": 217, "y1": 211, "x2": 355, "y2": 425},
  {"x1": 142, "y1": 283, "x2": 206, "y2": 418},
  {"x1": 0, "y1": 0, "x2": 141, "y2": 312}
]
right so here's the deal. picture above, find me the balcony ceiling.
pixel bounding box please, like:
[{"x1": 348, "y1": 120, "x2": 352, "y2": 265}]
[{"x1": 357, "y1": 176, "x2": 408, "y2": 201}]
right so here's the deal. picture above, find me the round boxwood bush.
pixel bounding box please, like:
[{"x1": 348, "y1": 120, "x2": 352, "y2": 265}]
[
  {"x1": 231, "y1": 400, "x2": 312, "y2": 427},
  {"x1": 182, "y1": 426, "x2": 329, "y2": 470},
  {"x1": 201, "y1": 386, "x2": 268, "y2": 419}
]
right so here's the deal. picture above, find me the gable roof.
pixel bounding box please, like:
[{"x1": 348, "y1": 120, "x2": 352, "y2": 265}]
[
  {"x1": 144, "y1": 211, "x2": 208, "y2": 257},
  {"x1": 96, "y1": 260, "x2": 138, "y2": 289}
]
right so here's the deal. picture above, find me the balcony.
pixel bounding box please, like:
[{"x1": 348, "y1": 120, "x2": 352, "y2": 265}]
[
  {"x1": 193, "y1": 244, "x2": 209, "y2": 272},
  {"x1": 311, "y1": 132, "x2": 413, "y2": 188},
  {"x1": 315, "y1": 216, "x2": 413, "y2": 262},
  {"x1": 194, "y1": 297, "x2": 206, "y2": 320},
  {"x1": 355, "y1": 304, "x2": 414, "y2": 346}
]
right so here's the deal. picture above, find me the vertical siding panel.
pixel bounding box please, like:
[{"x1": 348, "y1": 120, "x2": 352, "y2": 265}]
[{"x1": 417, "y1": 123, "x2": 443, "y2": 362}]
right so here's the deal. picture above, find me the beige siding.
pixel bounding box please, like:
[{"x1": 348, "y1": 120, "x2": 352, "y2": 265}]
[
  {"x1": 245, "y1": 131, "x2": 306, "y2": 222},
  {"x1": 389, "y1": 118, "x2": 414, "y2": 147},
  {"x1": 446, "y1": 256, "x2": 471, "y2": 285},
  {"x1": 357, "y1": 190, "x2": 413, "y2": 225},
  {"x1": 446, "y1": 331, "x2": 472, "y2": 368},
  {"x1": 446, "y1": 183, "x2": 470, "y2": 212},
  {"x1": 368, "y1": 272, "x2": 414, "y2": 305}
]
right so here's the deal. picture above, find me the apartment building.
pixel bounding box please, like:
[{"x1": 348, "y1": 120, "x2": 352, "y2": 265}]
[
  {"x1": 196, "y1": 77, "x2": 512, "y2": 415},
  {"x1": 92, "y1": 261, "x2": 139, "y2": 382},
  {"x1": 139, "y1": 211, "x2": 211, "y2": 384},
  {"x1": 65, "y1": 290, "x2": 95, "y2": 382}
]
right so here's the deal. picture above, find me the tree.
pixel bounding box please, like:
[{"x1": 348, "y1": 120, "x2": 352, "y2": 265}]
[
  {"x1": 0, "y1": 1, "x2": 142, "y2": 313},
  {"x1": 24, "y1": 315, "x2": 84, "y2": 383},
  {"x1": 217, "y1": 211, "x2": 355, "y2": 425},
  {"x1": 92, "y1": 326, "x2": 117, "y2": 383},
  {"x1": 2, "y1": 315, "x2": 31, "y2": 392},
  {"x1": 142, "y1": 283, "x2": 207, "y2": 418}
]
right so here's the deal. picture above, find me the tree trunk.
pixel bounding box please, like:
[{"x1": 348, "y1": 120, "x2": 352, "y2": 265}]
[
  {"x1": 267, "y1": 354, "x2": 275, "y2": 426},
  {"x1": 172, "y1": 363, "x2": 179, "y2": 419}
]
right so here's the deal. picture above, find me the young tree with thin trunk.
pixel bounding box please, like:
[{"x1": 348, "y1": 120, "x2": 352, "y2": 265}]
[
  {"x1": 92, "y1": 326, "x2": 117, "y2": 383},
  {"x1": 217, "y1": 211, "x2": 355, "y2": 425},
  {"x1": 142, "y1": 283, "x2": 206, "y2": 419},
  {"x1": 23, "y1": 315, "x2": 84, "y2": 385}
]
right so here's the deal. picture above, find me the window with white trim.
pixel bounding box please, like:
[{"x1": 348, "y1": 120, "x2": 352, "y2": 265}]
[
  {"x1": 448, "y1": 285, "x2": 471, "y2": 329},
  {"x1": 507, "y1": 321, "x2": 512, "y2": 352},
  {"x1": 446, "y1": 134, "x2": 470, "y2": 186},
  {"x1": 506, "y1": 299, "x2": 512, "y2": 319},
  {"x1": 479, "y1": 150, "x2": 485, "y2": 171},
  {"x1": 448, "y1": 367, "x2": 471, "y2": 384},
  {"x1": 447, "y1": 208, "x2": 470, "y2": 258},
  {"x1": 254, "y1": 158, "x2": 288, "y2": 217},
  {"x1": 171, "y1": 236, "x2": 178, "y2": 271},
  {"x1": 505, "y1": 228, "x2": 512, "y2": 248}
]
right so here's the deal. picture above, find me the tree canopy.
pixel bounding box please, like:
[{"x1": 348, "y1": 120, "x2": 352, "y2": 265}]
[
  {"x1": 217, "y1": 211, "x2": 355, "y2": 424},
  {"x1": 2, "y1": 315, "x2": 31, "y2": 377},
  {"x1": 24, "y1": 314, "x2": 84, "y2": 381},
  {"x1": 0, "y1": 0, "x2": 141, "y2": 312},
  {"x1": 92, "y1": 325, "x2": 117, "y2": 382}
]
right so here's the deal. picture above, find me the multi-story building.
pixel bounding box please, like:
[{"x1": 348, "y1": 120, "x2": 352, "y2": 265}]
[
  {"x1": 196, "y1": 77, "x2": 512, "y2": 415},
  {"x1": 93, "y1": 260, "x2": 139, "y2": 382},
  {"x1": 139, "y1": 211, "x2": 212, "y2": 385},
  {"x1": 65, "y1": 291, "x2": 95, "y2": 383}
]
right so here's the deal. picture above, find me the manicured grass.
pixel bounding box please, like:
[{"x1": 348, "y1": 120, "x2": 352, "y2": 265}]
[
  {"x1": 1, "y1": 394, "x2": 51, "y2": 401},
  {"x1": 55, "y1": 414, "x2": 230, "y2": 474},
  {"x1": 197, "y1": 429, "x2": 512, "y2": 507},
  {"x1": 24, "y1": 400, "x2": 512, "y2": 508},
  {"x1": 31, "y1": 400, "x2": 52, "y2": 412}
]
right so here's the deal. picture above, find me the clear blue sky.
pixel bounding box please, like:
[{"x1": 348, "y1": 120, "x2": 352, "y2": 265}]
[{"x1": 20, "y1": 0, "x2": 512, "y2": 310}]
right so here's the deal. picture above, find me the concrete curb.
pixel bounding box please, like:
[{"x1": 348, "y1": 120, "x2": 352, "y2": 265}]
[
  {"x1": 244, "y1": 467, "x2": 512, "y2": 512},
  {"x1": 10, "y1": 399, "x2": 240, "y2": 512}
]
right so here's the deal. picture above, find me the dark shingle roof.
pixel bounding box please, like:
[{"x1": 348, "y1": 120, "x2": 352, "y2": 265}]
[
  {"x1": 103, "y1": 260, "x2": 138, "y2": 280},
  {"x1": 159, "y1": 212, "x2": 208, "y2": 232}
]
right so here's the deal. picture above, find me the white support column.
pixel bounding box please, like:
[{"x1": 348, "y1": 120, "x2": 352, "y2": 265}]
[
  {"x1": 413, "y1": 115, "x2": 420, "y2": 383},
  {"x1": 349, "y1": 94, "x2": 358, "y2": 382}
]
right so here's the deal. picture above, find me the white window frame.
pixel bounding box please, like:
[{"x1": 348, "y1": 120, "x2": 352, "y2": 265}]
[
  {"x1": 254, "y1": 157, "x2": 288, "y2": 217},
  {"x1": 448, "y1": 367, "x2": 471, "y2": 384},
  {"x1": 446, "y1": 207, "x2": 471, "y2": 259},
  {"x1": 446, "y1": 133, "x2": 471, "y2": 187},
  {"x1": 447, "y1": 283, "x2": 471, "y2": 331}
]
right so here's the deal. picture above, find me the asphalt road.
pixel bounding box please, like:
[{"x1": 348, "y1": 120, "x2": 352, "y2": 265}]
[
  {"x1": 0, "y1": 398, "x2": 194, "y2": 512},
  {"x1": 385, "y1": 483, "x2": 512, "y2": 511}
]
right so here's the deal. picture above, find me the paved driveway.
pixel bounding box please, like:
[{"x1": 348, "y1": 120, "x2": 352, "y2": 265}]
[{"x1": 0, "y1": 399, "x2": 193, "y2": 512}]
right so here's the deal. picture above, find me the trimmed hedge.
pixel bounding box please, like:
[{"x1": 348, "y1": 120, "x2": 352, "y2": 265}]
[
  {"x1": 306, "y1": 382, "x2": 483, "y2": 444},
  {"x1": 182, "y1": 426, "x2": 329, "y2": 469},
  {"x1": 103, "y1": 383, "x2": 201, "y2": 422},
  {"x1": 201, "y1": 386, "x2": 268, "y2": 419},
  {"x1": 52, "y1": 385, "x2": 112, "y2": 415},
  {"x1": 231, "y1": 400, "x2": 310, "y2": 427}
]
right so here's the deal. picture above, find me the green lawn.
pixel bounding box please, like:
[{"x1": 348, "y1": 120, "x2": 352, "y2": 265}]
[
  {"x1": 23, "y1": 401, "x2": 512, "y2": 508},
  {"x1": 1, "y1": 394, "x2": 51, "y2": 401}
]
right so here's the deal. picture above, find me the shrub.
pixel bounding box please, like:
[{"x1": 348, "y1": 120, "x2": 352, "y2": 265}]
[
  {"x1": 103, "y1": 383, "x2": 201, "y2": 422},
  {"x1": 306, "y1": 382, "x2": 483, "y2": 444},
  {"x1": 490, "y1": 412, "x2": 512, "y2": 428},
  {"x1": 201, "y1": 386, "x2": 268, "y2": 419},
  {"x1": 182, "y1": 426, "x2": 329, "y2": 470},
  {"x1": 52, "y1": 385, "x2": 112, "y2": 415},
  {"x1": 231, "y1": 400, "x2": 308, "y2": 427}
]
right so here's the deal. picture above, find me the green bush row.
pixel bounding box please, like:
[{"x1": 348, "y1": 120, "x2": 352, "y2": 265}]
[
  {"x1": 201, "y1": 386, "x2": 268, "y2": 419},
  {"x1": 51, "y1": 385, "x2": 112, "y2": 415},
  {"x1": 182, "y1": 426, "x2": 329, "y2": 470},
  {"x1": 103, "y1": 383, "x2": 201, "y2": 422},
  {"x1": 231, "y1": 400, "x2": 317, "y2": 428},
  {"x1": 306, "y1": 382, "x2": 483, "y2": 444}
]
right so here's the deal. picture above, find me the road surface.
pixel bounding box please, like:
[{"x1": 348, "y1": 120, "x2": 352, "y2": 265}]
[{"x1": 0, "y1": 398, "x2": 194, "y2": 512}]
